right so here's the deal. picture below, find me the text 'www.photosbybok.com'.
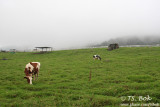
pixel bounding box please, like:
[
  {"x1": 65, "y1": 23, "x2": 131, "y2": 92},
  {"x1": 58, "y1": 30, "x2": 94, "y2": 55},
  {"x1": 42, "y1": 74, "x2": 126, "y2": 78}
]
[{"x1": 120, "y1": 95, "x2": 159, "y2": 107}]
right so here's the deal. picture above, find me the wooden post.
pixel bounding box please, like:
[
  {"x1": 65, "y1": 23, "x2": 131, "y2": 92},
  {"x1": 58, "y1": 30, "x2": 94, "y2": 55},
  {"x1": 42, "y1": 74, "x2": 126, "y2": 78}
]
[
  {"x1": 139, "y1": 59, "x2": 142, "y2": 67},
  {"x1": 89, "y1": 69, "x2": 92, "y2": 81}
]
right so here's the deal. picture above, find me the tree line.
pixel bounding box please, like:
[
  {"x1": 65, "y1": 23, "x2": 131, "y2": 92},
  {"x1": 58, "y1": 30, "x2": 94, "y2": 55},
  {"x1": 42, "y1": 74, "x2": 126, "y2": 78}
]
[{"x1": 90, "y1": 36, "x2": 160, "y2": 47}]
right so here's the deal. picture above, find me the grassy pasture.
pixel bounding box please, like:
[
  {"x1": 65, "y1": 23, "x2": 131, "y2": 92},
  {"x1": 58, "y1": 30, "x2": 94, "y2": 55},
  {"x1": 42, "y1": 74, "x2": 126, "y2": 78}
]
[{"x1": 0, "y1": 47, "x2": 160, "y2": 106}]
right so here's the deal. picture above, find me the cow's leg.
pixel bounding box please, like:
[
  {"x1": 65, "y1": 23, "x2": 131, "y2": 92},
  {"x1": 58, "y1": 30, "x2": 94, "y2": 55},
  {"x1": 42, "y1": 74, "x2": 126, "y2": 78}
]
[
  {"x1": 34, "y1": 74, "x2": 36, "y2": 81},
  {"x1": 34, "y1": 69, "x2": 38, "y2": 80},
  {"x1": 37, "y1": 72, "x2": 39, "y2": 80}
]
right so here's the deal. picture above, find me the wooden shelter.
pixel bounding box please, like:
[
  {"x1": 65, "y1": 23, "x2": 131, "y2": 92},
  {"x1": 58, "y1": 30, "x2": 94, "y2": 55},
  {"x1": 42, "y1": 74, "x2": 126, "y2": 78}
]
[
  {"x1": 108, "y1": 43, "x2": 119, "y2": 51},
  {"x1": 34, "y1": 47, "x2": 53, "y2": 53}
]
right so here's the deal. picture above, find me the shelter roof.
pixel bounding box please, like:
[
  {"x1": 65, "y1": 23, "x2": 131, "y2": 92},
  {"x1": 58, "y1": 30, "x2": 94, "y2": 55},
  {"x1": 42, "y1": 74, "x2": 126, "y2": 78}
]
[{"x1": 35, "y1": 47, "x2": 52, "y2": 49}]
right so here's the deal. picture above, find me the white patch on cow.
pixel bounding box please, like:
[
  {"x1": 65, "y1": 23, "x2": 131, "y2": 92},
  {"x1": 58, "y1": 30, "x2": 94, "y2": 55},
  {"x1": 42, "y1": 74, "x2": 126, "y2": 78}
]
[
  {"x1": 93, "y1": 55, "x2": 101, "y2": 60},
  {"x1": 29, "y1": 76, "x2": 32, "y2": 84},
  {"x1": 25, "y1": 63, "x2": 34, "y2": 72}
]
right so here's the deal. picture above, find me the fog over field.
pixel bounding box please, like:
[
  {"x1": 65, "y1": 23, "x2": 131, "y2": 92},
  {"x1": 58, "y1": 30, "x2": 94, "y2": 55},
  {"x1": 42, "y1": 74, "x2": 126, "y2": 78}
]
[{"x1": 0, "y1": 0, "x2": 160, "y2": 50}]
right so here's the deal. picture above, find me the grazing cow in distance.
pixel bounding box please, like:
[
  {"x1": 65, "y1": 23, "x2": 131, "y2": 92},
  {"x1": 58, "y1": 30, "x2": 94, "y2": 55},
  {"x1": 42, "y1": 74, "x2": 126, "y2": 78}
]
[
  {"x1": 93, "y1": 55, "x2": 101, "y2": 60},
  {"x1": 24, "y1": 62, "x2": 40, "y2": 84}
]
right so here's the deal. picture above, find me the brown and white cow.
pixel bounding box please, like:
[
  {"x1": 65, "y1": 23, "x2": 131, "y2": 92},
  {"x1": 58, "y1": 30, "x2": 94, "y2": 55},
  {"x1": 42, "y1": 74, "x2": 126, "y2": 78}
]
[{"x1": 24, "y1": 62, "x2": 40, "y2": 84}]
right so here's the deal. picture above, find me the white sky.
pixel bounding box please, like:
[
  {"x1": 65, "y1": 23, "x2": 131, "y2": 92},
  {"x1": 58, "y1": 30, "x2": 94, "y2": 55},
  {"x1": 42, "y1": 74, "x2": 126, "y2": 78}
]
[{"x1": 0, "y1": 0, "x2": 160, "y2": 50}]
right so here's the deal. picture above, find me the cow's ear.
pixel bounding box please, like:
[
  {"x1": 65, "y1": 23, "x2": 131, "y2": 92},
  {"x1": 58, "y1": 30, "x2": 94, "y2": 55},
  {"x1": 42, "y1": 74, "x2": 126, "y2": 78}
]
[{"x1": 24, "y1": 77, "x2": 27, "y2": 79}]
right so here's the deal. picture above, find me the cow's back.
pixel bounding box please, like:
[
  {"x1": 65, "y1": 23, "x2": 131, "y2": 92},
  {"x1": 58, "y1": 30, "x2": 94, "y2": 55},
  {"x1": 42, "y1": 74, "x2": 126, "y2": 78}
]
[{"x1": 30, "y1": 62, "x2": 40, "y2": 70}]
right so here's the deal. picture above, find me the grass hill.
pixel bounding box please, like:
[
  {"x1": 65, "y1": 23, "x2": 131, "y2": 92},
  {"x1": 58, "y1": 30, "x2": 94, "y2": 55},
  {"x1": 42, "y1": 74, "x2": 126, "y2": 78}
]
[{"x1": 0, "y1": 47, "x2": 160, "y2": 106}]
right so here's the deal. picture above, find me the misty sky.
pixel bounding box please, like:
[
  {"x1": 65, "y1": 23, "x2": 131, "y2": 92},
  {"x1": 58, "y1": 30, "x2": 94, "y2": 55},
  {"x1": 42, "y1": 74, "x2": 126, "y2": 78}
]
[{"x1": 0, "y1": 0, "x2": 160, "y2": 50}]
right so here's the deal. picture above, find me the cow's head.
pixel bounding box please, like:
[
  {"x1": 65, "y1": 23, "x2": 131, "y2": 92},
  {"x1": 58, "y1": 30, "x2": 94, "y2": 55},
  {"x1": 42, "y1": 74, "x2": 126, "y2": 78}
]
[{"x1": 24, "y1": 76, "x2": 33, "y2": 84}]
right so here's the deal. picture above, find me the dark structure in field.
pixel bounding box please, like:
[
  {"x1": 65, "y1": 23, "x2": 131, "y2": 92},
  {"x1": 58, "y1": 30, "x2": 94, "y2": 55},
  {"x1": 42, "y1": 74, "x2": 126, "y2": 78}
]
[
  {"x1": 0, "y1": 58, "x2": 10, "y2": 60},
  {"x1": 108, "y1": 43, "x2": 119, "y2": 51},
  {"x1": 1, "y1": 50, "x2": 6, "y2": 52}
]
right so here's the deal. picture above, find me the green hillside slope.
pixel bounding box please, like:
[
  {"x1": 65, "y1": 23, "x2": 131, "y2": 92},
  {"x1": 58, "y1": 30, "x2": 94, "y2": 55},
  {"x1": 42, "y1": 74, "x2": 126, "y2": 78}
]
[{"x1": 0, "y1": 47, "x2": 160, "y2": 106}]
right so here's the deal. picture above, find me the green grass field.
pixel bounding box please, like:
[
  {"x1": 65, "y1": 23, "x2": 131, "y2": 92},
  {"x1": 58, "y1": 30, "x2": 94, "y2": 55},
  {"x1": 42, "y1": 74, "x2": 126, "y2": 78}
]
[{"x1": 0, "y1": 47, "x2": 160, "y2": 107}]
